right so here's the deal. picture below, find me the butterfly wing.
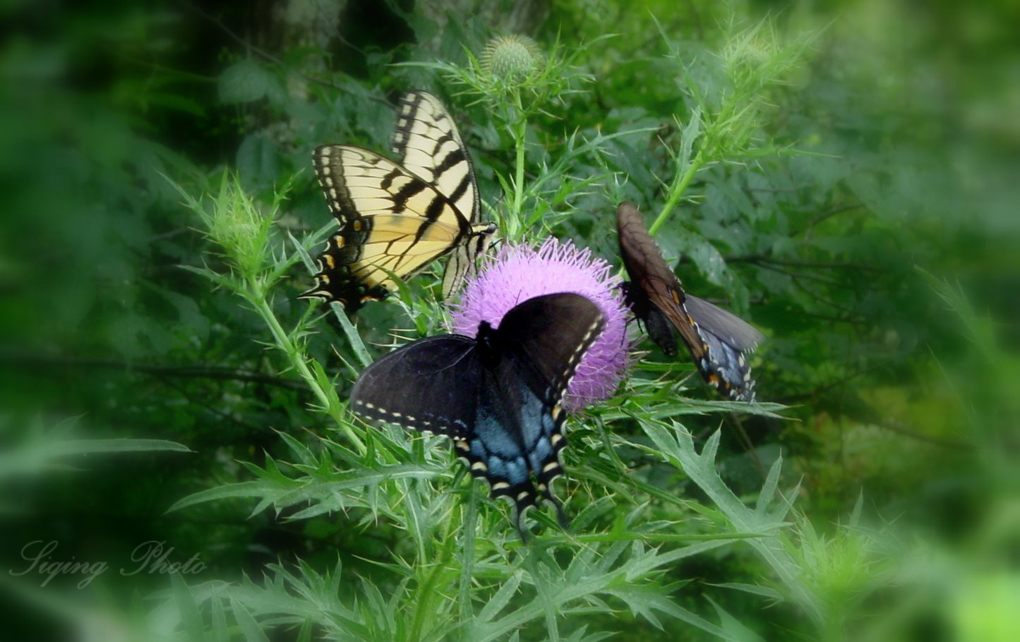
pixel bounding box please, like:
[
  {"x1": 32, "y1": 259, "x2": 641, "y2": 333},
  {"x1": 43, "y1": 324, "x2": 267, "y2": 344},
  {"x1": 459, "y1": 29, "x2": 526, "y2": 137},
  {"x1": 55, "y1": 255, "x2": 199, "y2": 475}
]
[
  {"x1": 685, "y1": 294, "x2": 765, "y2": 353},
  {"x1": 440, "y1": 226, "x2": 494, "y2": 300},
  {"x1": 301, "y1": 146, "x2": 471, "y2": 311},
  {"x1": 351, "y1": 335, "x2": 481, "y2": 439},
  {"x1": 391, "y1": 91, "x2": 495, "y2": 298},
  {"x1": 481, "y1": 293, "x2": 605, "y2": 521},
  {"x1": 617, "y1": 202, "x2": 762, "y2": 401},
  {"x1": 617, "y1": 202, "x2": 707, "y2": 354},
  {"x1": 684, "y1": 295, "x2": 765, "y2": 401},
  {"x1": 349, "y1": 293, "x2": 605, "y2": 536},
  {"x1": 494, "y1": 293, "x2": 606, "y2": 403},
  {"x1": 350, "y1": 337, "x2": 549, "y2": 530},
  {"x1": 392, "y1": 91, "x2": 480, "y2": 222}
]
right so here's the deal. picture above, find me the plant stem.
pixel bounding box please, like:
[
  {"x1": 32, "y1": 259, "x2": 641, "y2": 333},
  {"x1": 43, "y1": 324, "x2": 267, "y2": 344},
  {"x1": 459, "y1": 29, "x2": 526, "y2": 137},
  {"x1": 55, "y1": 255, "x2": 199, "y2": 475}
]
[
  {"x1": 251, "y1": 294, "x2": 365, "y2": 454},
  {"x1": 510, "y1": 92, "x2": 527, "y2": 242},
  {"x1": 648, "y1": 149, "x2": 705, "y2": 237}
]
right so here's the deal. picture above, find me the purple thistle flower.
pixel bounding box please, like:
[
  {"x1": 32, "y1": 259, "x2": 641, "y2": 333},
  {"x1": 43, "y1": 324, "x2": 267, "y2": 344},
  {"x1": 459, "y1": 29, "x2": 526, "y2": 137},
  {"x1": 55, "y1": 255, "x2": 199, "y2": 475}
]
[{"x1": 450, "y1": 238, "x2": 630, "y2": 411}]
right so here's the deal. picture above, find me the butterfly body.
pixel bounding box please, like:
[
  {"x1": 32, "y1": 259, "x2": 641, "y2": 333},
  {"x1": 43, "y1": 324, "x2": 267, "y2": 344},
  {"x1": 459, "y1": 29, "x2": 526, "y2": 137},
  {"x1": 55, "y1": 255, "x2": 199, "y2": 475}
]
[
  {"x1": 617, "y1": 202, "x2": 764, "y2": 401},
  {"x1": 302, "y1": 91, "x2": 495, "y2": 311},
  {"x1": 350, "y1": 293, "x2": 605, "y2": 533},
  {"x1": 621, "y1": 282, "x2": 678, "y2": 357}
]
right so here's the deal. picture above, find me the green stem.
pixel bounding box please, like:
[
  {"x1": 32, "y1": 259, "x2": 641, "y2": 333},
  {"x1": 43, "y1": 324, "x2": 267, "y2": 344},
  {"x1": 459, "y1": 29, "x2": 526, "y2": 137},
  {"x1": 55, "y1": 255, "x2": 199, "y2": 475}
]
[
  {"x1": 648, "y1": 149, "x2": 705, "y2": 237},
  {"x1": 510, "y1": 92, "x2": 527, "y2": 242},
  {"x1": 410, "y1": 519, "x2": 456, "y2": 641},
  {"x1": 252, "y1": 294, "x2": 366, "y2": 454}
]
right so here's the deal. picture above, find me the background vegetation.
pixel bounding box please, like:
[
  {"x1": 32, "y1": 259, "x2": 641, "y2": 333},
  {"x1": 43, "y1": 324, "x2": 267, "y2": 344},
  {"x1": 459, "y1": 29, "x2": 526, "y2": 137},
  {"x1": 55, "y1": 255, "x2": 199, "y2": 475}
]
[{"x1": 2, "y1": 0, "x2": 1017, "y2": 640}]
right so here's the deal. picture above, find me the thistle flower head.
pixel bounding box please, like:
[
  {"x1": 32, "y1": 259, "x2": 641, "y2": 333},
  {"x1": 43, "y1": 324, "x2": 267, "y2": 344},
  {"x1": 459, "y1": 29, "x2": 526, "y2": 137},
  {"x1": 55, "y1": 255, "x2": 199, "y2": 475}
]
[
  {"x1": 450, "y1": 238, "x2": 630, "y2": 411},
  {"x1": 480, "y1": 34, "x2": 544, "y2": 82}
]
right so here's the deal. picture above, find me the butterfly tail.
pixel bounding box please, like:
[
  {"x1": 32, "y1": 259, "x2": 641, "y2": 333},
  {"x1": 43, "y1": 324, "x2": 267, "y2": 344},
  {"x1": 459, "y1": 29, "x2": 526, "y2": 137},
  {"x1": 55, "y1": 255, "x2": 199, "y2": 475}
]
[
  {"x1": 513, "y1": 508, "x2": 532, "y2": 543},
  {"x1": 498, "y1": 483, "x2": 539, "y2": 542},
  {"x1": 546, "y1": 492, "x2": 570, "y2": 531}
]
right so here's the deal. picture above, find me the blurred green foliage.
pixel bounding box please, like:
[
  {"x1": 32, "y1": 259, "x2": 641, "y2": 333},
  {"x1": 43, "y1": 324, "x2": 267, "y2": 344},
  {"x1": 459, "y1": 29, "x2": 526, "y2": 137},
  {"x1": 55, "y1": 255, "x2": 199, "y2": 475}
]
[{"x1": 1, "y1": 0, "x2": 1017, "y2": 640}]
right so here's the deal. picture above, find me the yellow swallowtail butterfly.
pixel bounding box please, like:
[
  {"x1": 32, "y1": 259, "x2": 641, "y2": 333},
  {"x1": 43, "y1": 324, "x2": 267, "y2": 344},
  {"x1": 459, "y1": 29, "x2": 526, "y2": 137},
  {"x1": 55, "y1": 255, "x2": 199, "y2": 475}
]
[{"x1": 301, "y1": 91, "x2": 496, "y2": 312}]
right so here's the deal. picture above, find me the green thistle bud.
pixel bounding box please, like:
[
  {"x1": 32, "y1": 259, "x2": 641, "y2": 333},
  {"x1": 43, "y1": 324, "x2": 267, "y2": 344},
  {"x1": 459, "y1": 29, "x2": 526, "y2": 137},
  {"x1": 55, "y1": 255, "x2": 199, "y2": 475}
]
[{"x1": 481, "y1": 35, "x2": 543, "y2": 82}]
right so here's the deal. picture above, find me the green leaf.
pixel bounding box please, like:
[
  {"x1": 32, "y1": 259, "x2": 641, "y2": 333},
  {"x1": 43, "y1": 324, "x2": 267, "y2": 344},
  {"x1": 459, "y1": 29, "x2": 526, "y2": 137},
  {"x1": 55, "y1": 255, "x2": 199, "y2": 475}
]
[
  {"x1": 171, "y1": 573, "x2": 206, "y2": 642},
  {"x1": 230, "y1": 595, "x2": 271, "y2": 642}
]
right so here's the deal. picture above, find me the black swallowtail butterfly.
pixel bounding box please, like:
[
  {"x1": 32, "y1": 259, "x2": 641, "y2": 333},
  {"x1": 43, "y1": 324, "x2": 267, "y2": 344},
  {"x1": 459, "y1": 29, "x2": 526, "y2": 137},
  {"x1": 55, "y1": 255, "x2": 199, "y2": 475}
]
[
  {"x1": 617, "y1": 202, "x2": 764, "y2": 401},
  {"x1": 350, "y1": 292, "x2": 605, "y2": 535}
]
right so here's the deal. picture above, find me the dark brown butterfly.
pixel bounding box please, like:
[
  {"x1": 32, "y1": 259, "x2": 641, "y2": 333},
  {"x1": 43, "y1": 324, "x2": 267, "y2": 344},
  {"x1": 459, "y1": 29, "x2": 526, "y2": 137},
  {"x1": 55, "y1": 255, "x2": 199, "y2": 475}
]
[{"x1": 616, "y1": 202, "x2": 764, "y2": 401}]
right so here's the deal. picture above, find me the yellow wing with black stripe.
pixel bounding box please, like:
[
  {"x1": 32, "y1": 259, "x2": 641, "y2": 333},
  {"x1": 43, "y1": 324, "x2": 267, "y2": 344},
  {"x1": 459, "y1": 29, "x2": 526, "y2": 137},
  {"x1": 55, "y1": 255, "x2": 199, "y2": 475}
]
[
  {"x1": 301, "y1": 91, "x2": 494, "y2": 311},
  {"x1": 392, "y1": 91, "x2": 480, "y2": 224},
  {"x1": 300, "y1": 146, "x2": 472, "y2": 310},
  {"x1": 392, "y1": 91, "x2": 494, "y2": 297}
]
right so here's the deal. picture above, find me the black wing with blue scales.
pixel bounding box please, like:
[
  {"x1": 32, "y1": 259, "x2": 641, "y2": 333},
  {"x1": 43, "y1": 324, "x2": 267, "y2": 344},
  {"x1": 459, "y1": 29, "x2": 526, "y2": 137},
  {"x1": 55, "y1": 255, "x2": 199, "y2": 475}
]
[{"x1": 350, "y1": 293, "x2": 605, "y2": 536}]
